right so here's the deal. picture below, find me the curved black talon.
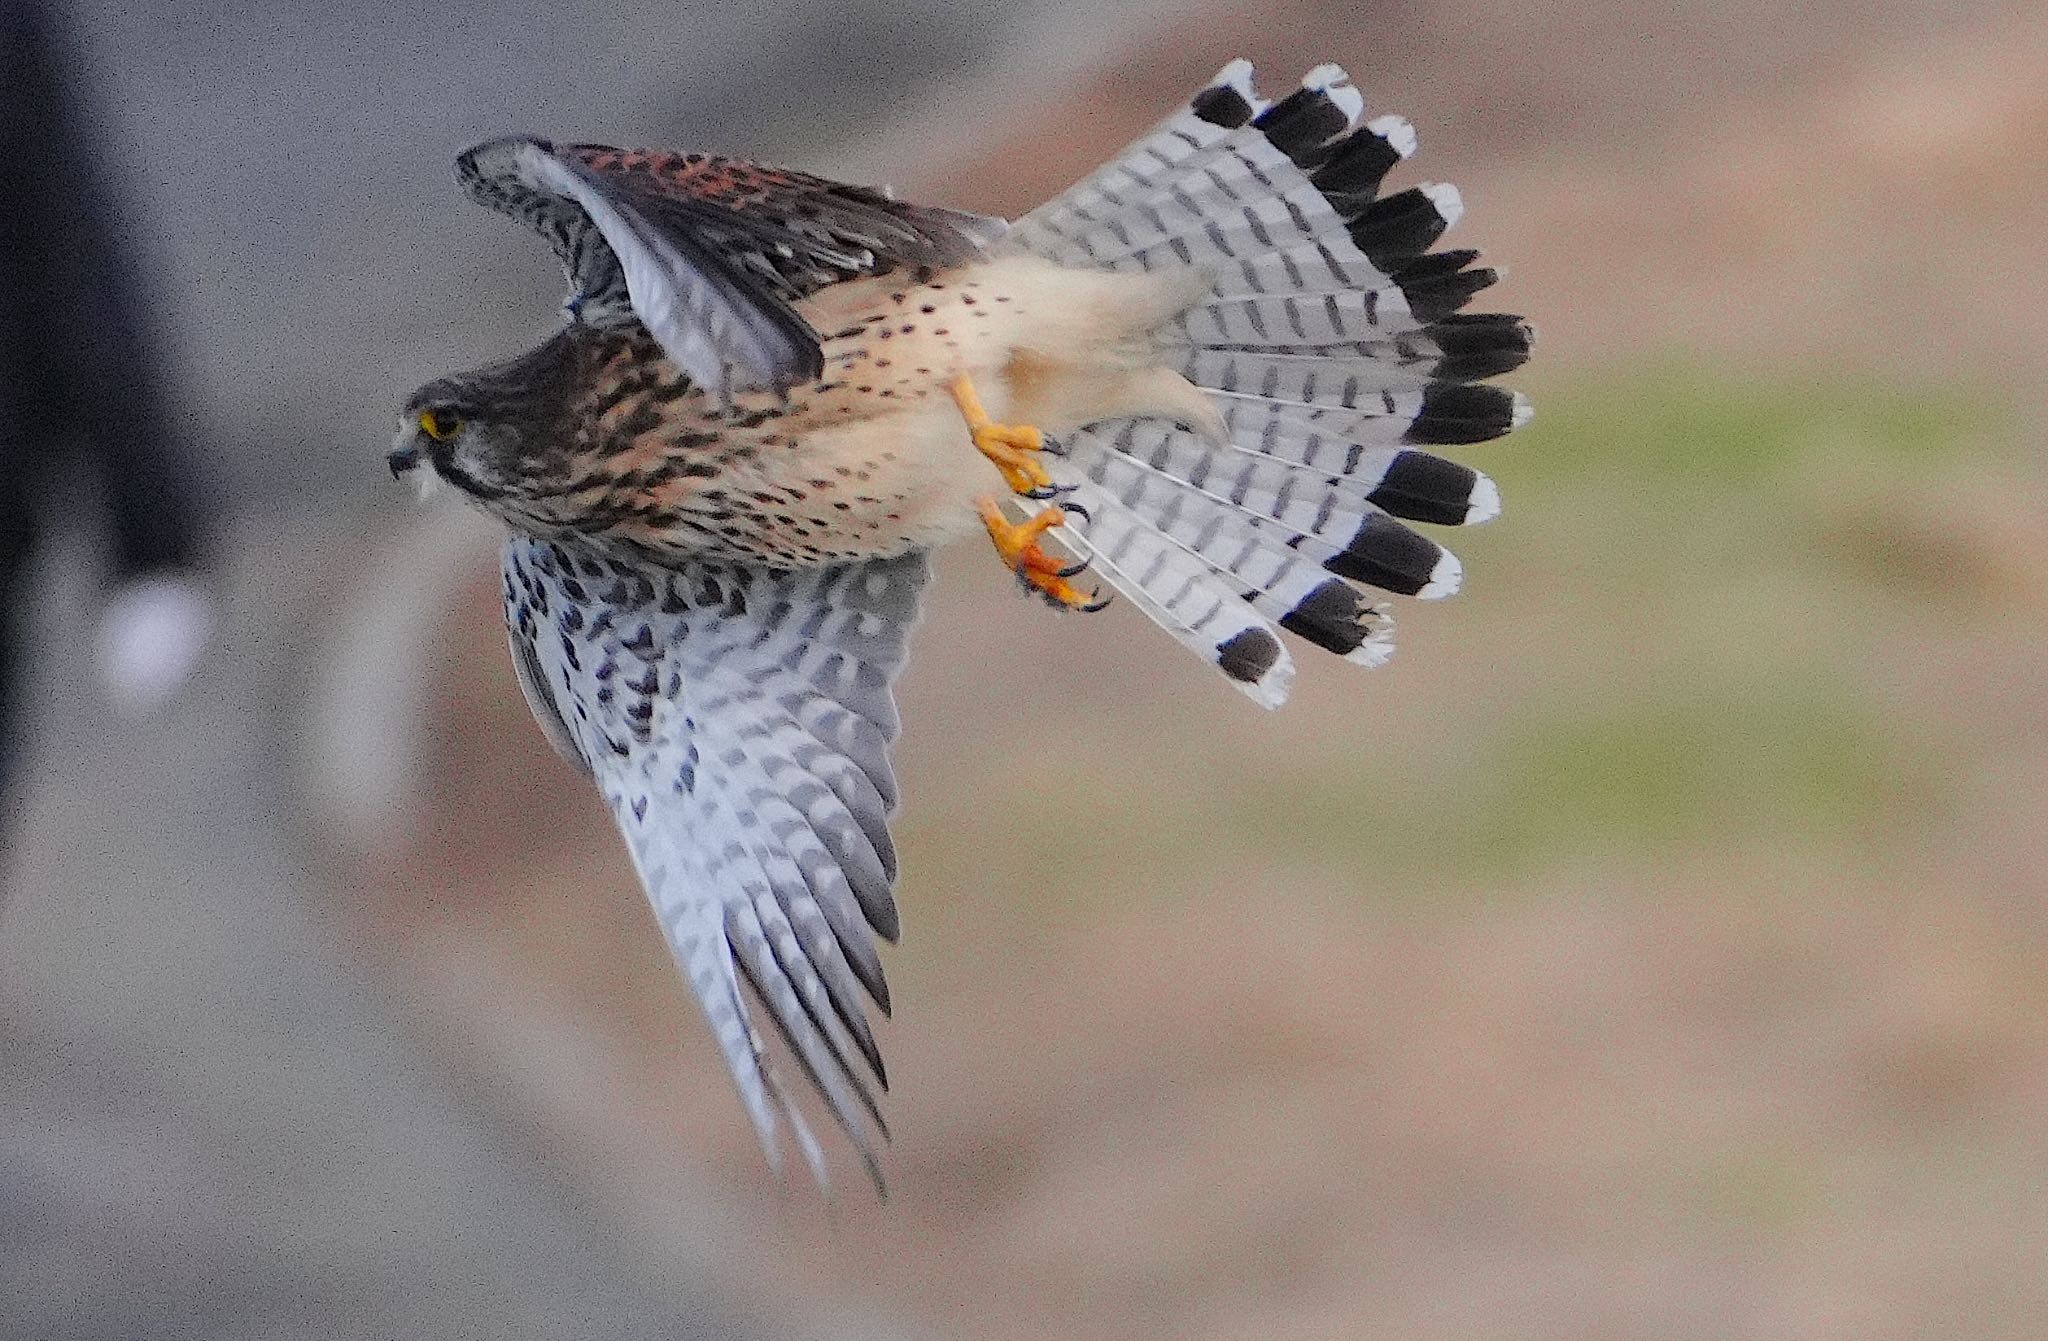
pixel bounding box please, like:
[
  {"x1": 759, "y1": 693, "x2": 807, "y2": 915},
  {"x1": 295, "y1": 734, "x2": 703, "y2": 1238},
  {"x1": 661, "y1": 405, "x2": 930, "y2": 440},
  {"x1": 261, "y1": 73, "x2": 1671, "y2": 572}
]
[
  {"x1": 1054, "y1": 555, "x2": 1093, "y2": 580},
  {"x1": 1023, "y1": 485, "x2": 1060, "y2": 501},
  {"x1": 1054, "y1": 500, "x2": 1090, "y2": 525},
  {"x1": 1078, "y1": 589, "x2": 1115, "y2": 613}
]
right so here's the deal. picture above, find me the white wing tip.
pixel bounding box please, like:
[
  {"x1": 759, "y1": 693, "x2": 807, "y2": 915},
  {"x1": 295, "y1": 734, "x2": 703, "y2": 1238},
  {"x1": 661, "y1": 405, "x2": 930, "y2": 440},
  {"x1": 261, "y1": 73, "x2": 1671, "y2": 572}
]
[
  {"x1": 1510, "y1": 391, "x2": 1535, "y2": 430},
  {"x1": 1368, "y1": 114, "x2": 1418, "y2": 159},
  {"x1": 1417, "y1": 547, "x2": 1464, "y2": 600},
  {"x1": 1465, "y1": 472, "x2": 1502, "y2": 525},
  {"x1": 1421, "y1": 182, "x2": 1465, "y2": 228}
]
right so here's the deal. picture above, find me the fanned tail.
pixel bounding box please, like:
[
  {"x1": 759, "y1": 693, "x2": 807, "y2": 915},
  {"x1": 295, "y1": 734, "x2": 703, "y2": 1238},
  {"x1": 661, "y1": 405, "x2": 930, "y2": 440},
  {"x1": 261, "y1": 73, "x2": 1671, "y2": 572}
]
[{"x1": 1009, "y1": 60, "x2": 1530, "y2": 706}]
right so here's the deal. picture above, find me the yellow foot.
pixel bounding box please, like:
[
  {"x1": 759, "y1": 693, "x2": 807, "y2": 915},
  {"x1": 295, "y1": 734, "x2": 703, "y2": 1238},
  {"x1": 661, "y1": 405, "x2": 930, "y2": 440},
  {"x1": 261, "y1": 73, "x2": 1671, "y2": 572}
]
[
  {"x1": 951, "y1": 374, "x2": 1054, "y2": 496},
  {"x1": 978, "y1": 497, "x2": 1107, "y2": 612}
]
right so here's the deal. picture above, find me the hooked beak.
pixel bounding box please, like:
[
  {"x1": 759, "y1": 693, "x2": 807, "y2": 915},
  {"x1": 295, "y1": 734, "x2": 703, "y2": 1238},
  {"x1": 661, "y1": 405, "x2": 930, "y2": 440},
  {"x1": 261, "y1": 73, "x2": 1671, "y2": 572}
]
[{"x1": 387, "y1": 441, "x2": 422, "y2": 480}]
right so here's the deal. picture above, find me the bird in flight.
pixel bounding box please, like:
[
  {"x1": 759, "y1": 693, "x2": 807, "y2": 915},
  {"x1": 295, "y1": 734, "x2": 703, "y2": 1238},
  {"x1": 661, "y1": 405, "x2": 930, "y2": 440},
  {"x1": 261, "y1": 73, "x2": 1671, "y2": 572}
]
[{"x1": 391, "y1": 60, "x2": 1531, "y2": 1194}]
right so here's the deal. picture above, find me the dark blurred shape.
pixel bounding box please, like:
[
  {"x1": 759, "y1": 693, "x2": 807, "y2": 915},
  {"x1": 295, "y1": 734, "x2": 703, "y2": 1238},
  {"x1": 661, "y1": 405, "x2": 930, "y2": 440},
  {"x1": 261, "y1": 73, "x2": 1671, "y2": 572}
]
[
  {"x1": 0, "y1": 0, "x2": 213, "y2": 818},
  {"x1": 0, "y1": 3, "x2": 905, "y2": 1333}
]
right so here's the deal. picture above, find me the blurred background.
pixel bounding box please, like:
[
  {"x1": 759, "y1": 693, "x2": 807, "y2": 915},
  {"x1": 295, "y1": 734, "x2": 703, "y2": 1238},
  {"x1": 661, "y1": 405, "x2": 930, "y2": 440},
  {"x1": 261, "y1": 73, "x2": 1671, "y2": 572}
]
[{"x1": 6, "y1": 0, "x2": 2048, "y2": 1336}]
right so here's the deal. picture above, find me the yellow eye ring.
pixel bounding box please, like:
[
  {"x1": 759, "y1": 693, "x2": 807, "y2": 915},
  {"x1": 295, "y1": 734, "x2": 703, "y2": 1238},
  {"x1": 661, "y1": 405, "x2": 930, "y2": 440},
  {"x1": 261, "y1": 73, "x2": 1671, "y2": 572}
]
[{"x1": 419, "y1": 408, "x2": 463, "y2": 441}]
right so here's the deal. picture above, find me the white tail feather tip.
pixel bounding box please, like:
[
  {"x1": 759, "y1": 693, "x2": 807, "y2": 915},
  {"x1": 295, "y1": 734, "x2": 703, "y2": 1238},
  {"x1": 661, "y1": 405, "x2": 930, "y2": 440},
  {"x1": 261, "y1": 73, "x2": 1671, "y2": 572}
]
[
  {"x1": 1421, "y1": 182, "x2": 1465, "y2": 227},
  {"x1": 1211, "y1": 58, "x2": 1266, "y2": 112},
  {"x1": 1303, "y1": 64, "x2": 1365, "y2": 122},
  {"x1": 1367, "y1": 114, "x2": 1418, "y2": 158},
  {"x1": 1418, "y1": 548, "x2": 1464, "y2": 600},
  {"x1": 1345, "y1": 638, "x2": 1396, "y2": 670},
  {"x1": 1466, "y1": 473, "x2": 1502, "y2": 525},
  {"x1": 1242, "y1": 657, "x2": 1295, "y2": 709}
]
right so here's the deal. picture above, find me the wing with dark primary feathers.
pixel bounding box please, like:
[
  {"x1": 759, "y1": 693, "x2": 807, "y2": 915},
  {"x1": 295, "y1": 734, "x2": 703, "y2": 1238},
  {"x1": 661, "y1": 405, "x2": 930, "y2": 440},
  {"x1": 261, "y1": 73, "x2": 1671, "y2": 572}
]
[
  {"x1": 456, "y1": 137, "x2": 1006, "y2": 399},
  {"x1": 504, "y1": 538, "x2": 929, "y2": 1195}
]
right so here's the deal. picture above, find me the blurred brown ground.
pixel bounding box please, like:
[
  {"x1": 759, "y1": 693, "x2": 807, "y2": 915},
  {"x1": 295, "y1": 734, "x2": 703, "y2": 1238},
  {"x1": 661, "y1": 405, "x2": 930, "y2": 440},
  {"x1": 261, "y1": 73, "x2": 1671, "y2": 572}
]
[{"x1": 331, "y1": 3, "x2": 2048, "y2": 1338}]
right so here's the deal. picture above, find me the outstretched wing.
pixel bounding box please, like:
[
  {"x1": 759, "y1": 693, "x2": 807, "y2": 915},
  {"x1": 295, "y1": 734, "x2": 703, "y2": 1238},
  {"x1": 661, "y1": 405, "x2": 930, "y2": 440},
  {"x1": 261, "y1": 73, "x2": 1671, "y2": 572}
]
[
  {"x1": 457, "y1": 137, "x2": 1005, "y2": 398},
  {"x1": 503, "y1": 537, "x2": 927, "y2": 1194}
]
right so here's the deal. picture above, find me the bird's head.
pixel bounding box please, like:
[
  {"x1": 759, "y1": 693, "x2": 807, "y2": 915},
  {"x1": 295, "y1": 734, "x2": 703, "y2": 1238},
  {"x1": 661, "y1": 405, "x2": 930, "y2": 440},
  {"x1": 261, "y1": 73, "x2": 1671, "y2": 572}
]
[
  {"x1": 390, "y1": 381, "x2": 510, "y2": 501},
  {"x1": 390, "y1": 331, "x2": 588, "y2": 509}
]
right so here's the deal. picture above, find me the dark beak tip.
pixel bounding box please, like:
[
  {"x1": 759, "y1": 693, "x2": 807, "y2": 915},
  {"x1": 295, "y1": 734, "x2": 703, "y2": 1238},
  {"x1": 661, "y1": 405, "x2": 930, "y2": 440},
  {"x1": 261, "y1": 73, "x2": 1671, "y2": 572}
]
[{"x1": 386, "y1": 446, "x2": 421, "y2": 480}]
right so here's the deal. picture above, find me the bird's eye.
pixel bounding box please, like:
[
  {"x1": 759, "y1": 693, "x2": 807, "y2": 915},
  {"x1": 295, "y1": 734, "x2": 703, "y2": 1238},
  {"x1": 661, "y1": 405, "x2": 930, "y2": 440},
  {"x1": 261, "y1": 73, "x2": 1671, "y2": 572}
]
[{"x1": 419, "y1": 408, "x2": 464, "y2": 441}]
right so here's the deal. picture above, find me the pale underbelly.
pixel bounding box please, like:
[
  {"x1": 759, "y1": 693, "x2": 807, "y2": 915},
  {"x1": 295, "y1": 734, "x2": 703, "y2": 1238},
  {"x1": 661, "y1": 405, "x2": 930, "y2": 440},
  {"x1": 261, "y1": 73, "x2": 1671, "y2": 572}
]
[
  {"x1": 677, "y1": 403, "x2": 1008, "y2": 565},
  {"x1": 597, "y1": 254, "x2": 1206, "y2": 567}
]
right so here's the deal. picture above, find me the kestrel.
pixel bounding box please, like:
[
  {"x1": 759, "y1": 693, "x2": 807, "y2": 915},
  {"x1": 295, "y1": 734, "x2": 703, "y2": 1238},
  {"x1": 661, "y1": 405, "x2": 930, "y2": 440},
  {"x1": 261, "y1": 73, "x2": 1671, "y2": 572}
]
[{"x1": 391, "y1": 60, "x2": 1531, "y2": 1193}]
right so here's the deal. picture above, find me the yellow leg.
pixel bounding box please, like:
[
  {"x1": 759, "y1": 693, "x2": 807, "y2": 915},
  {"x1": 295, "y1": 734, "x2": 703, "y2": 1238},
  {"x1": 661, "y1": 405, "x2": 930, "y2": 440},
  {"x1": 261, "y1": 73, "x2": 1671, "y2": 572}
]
[
  {"x1": 977, "y1": 497, "x2": 1104, "y2": 611},
  {"x1": 951, "y1": 374, "x2": 1054, "y2": 496}
]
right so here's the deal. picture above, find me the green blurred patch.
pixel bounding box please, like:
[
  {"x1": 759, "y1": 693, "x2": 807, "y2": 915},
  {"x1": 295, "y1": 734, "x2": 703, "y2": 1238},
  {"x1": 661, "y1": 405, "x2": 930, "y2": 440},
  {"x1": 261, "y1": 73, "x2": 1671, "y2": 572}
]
[
  {"x1": 1467, "y1": 361, "x2": 2017, "y2": 612},
  {"x1": 1505, "y1": 361, "x2": 1998, "y2": 494},
  {"x1": 1464, "y1": 677, "x2": 1904, "y2": 871},
  {"x1": 1671, "y1": 1147, "x2": 1830, "y2": 1236},
  {"x1": 908, "y1": 364, "x2": 2009, "y2": 918},
  {"x1": 1217, "y1": 674, "x2": 1911, "y2": 891},
  {"x1": 1239, "y1": 364, "x2": 1989, "y2": 887}
]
